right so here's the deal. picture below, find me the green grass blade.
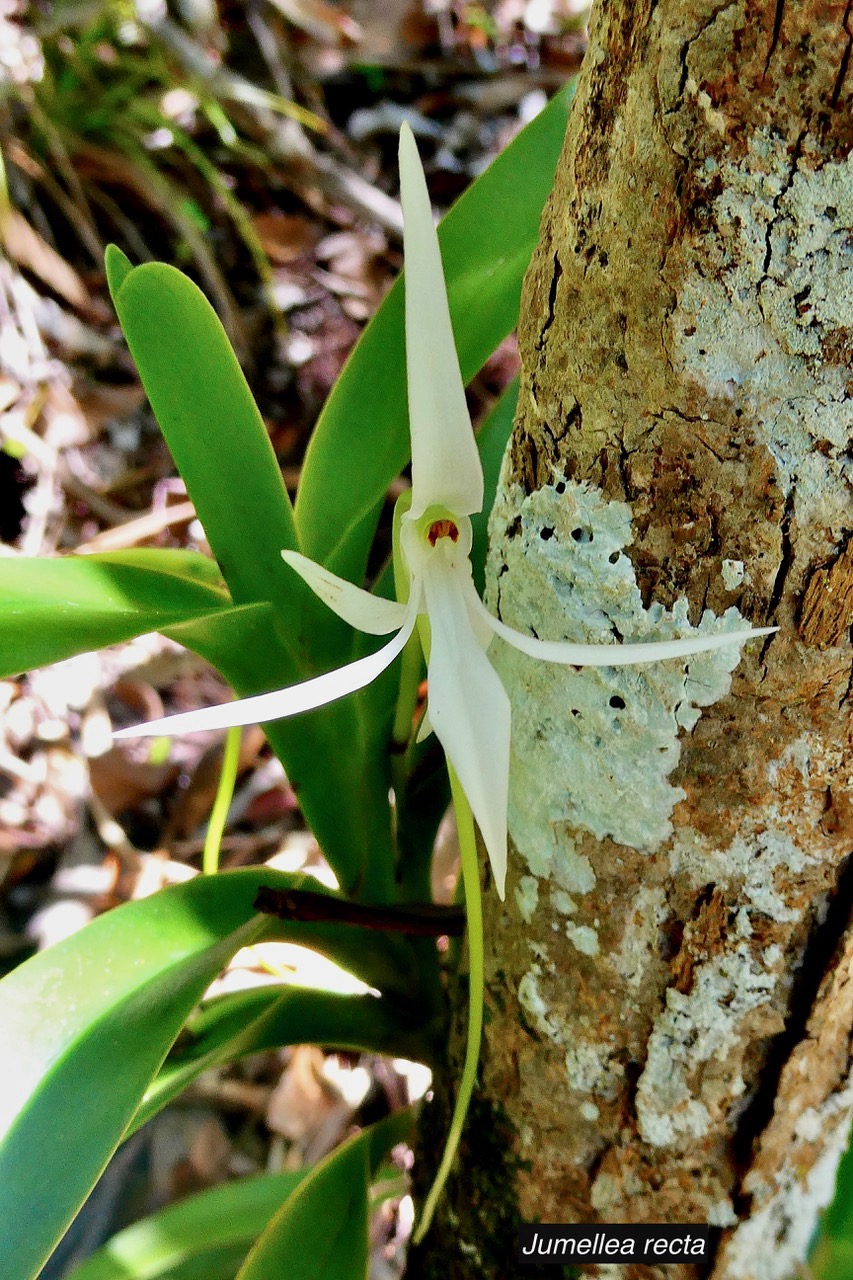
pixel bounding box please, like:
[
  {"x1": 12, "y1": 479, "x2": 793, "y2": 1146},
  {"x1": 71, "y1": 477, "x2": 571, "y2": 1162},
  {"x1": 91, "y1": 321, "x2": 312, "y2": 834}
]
[
  {"x1": 295, "y1": 84, "x2": 574, "y2": 584},
  {"x1": 67, "y1": 1170, "x2": 307, "y2": 1280}
]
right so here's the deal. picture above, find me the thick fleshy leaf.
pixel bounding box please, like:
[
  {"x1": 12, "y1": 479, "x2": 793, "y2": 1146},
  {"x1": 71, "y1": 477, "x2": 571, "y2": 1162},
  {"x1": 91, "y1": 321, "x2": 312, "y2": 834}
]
[
  {"x1": 0, "y1": 868, "x2": 422, "y2": 1280},
  {"x1": 113, "y1": 591, "x2": 420, "y2": 739},
  {"x1": 109, "y1": 263, "x2": 298, "y2": 616},
  {"x1": 134, "y1": 986, "x2": 434, "y2": 1133},
  {"x1": 237, "y1": 1110, "x2": 414, "y2": 1280},
  {"x1": 399, "y1": 124, "x2": 483, "y2": 522},
  {"x1": 281, "y1": 550, "x2": 407, "y2": 635},
  {"x1": 295, "y1": 83, "x2": 575, "y2": 582},
  {"x1": 67, "y1": 1170, "x2": 308, "y2": 1280},
  {"x1": 421, "y1": 552, "x2": 511, "y2": 898},
  {"x1": 0, "y1": 550, "x2": 230, "y2": 677},
  {"x1": 109, "y1": 263, "x2": 402, "y2": 901},
  {"x1": 465, "y1": 582, "x2": 777, "y2": 665}
]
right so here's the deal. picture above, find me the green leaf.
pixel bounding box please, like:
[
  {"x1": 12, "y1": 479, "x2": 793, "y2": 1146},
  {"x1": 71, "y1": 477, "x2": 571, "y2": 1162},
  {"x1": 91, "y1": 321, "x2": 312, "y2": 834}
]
[
  {"x1": 237, "y1": 1110, "x2": 414, "y2": 1280},
  {"x1": 135, "y1": 985, "x2": 435, "y2": 1133},
  {"x1": 110, "y1": 262, "x2": 298, "y2": 618},
  {"x1": 111, "y1": 262, "x2": 399, "y2": 902},
  {"x1": 0, "y1": 869, "x2": 422, "y2": 1280},
  {"x1": 67, "y1": 1170, "x2": 308, "y2": 1280},
  {"x1": 0, "y1": 550, "x2": 230, "y2": 677},
  {"x1": 295, "y1": 84, "x2": 574, "y2": 584},
  {"x1": 104, "y1": 243, "x2": 133, "y2": 297}
]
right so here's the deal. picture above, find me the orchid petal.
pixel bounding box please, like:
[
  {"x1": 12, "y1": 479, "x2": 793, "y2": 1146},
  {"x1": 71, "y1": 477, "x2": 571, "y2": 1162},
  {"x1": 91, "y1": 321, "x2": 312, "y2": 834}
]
[
  {"x1": 399, "y1": 123, "x2": 483, "y2": 521},
  {"x1": 114, "y1": 591, "x2": 420, "y2": 740},
  {"x1": 282, "y1": 549, "x2": 407, "y2": 635},
  {"x1": 463, "y1": 581, "x2": 776, "y2": 666},
  {"x1": 422, "y1": 554, "x2": 510, "y2": 898}
]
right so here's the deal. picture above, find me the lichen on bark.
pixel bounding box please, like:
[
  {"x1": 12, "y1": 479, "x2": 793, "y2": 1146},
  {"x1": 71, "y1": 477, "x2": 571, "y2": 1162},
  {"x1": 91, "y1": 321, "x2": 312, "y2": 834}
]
[{"x1": 463, "y1": 3, "x2": 853, "y2": 1279}]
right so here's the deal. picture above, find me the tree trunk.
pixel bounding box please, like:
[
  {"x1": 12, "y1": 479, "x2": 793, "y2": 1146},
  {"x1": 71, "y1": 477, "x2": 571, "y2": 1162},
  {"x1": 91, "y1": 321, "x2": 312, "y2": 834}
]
[{"x1": 409, "y1": 2, "x2": 853, "y2": 1278}]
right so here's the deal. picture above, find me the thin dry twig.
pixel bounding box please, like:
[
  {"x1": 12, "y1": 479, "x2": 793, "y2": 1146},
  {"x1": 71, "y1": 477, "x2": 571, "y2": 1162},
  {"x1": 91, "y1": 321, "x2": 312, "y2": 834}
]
[{"x1": 75, "y1": 500, "x2": 197, "y2": 553}]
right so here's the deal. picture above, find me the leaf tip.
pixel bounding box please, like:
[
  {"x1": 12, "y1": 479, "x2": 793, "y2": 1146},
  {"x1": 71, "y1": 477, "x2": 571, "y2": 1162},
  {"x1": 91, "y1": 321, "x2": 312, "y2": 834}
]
[{"x1": 105, "y1": 244, "x2": 133, "y2": 304}]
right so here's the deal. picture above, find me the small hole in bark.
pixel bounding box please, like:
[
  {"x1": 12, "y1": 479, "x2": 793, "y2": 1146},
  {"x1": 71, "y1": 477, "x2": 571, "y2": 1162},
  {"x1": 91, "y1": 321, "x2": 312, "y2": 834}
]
[
  {"x1": 609, "y1": 551, "x2": 620, "y2": 564},
  {"x1": 555, "y1": 481, "x2": 566, "y2": 494},
  {"x1": 571, "y1": 528, "x2": 583, "y2": 541},
  {"x1": 540, "y1": 526, "x2": 554, "y2": 541},
  {"x1": 609, "y1": 695, "x2": 626, "y2": 709}
]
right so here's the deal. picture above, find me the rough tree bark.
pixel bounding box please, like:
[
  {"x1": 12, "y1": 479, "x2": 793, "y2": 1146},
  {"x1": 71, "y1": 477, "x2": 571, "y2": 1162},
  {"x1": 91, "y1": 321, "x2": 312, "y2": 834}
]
[{"x1": 408, "y1": 3, "x2": 853, "y2": 1278}]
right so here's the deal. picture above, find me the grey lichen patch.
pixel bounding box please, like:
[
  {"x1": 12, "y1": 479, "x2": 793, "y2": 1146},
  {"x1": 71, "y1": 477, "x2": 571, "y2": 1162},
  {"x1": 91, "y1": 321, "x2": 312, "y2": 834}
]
[
  {"x1": 550, "y1": 888, "x2": 577, "y2": 916},
  {"x1": 611, "y1": 885, "x2": 669, "y2": 991},
  {"x1": 518, "y1": 965, "x2": 563, "y2": 1042},
  {"x1": 564, "y1": 1038, "x2": 624, "y2": 1099},
  {"x1": 669, "y1": 819, "x2": 821, "y2": 926},
  {"x1": 669, "y1": 735, "x2": 837, "y2": 922},
  {"x1": 722, "y1": 558, "x2": 745, "y2": 590},
  {"x1": 519, "y1": 956, "x2": 618, "y2": 1093},
  {"x1": 669, "y1": 134, "x2": 853, "y2": 534},
  {"x1": 515, "y1": 875, "x2": 539, "y2": 924},
  {"x1": 719, "y1": 1095, "x2": 853, "y2": 1280},
  {"x1": 566, "y1": 923, "x2": 600, "y2": 956},
  {"x1": 635, "y1": 909, "x2": 784, "y2": 1149},
  {"x1": 487, "y1": 476, "x2": 750, "y2": 886}
]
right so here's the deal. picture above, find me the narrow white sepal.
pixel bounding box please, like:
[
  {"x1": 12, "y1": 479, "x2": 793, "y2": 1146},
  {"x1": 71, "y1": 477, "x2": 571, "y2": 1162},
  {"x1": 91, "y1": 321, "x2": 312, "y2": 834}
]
[
  {"x1": 113, "y1": 591, "x2": 421, "y2": 740},
  {"x1": 281, "y1": 549, "x2": 407, "y2": 635},
  {"x1": 398, "y1": 123, "x2": 483, "y2": 521},
  {"x1": 464, "y1": 581, "x2": 777, "y2": 666},
  {"x1": 422, "y1": 553, "x2": 510, "y2": 899}
]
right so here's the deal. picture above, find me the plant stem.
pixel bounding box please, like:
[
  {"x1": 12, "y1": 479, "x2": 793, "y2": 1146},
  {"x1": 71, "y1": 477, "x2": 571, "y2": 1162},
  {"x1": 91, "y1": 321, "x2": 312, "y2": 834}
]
[
  {"x1": 202, "y1": 726, "x2": 241, "y2": 875},
  {"x1": 412, "y1": 761, "x2": 483, "y2": 1242}
]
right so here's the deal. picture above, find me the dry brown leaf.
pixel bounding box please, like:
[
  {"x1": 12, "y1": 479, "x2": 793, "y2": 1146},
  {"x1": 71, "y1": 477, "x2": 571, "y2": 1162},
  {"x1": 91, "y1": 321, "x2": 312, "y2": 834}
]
[
  {"x1": 266, "y1": 1045, "x2": 340, "y2": 1142},
  {"x1": 89, "y1": 747, "x2": 180, "y2": 816},
  {"x1": 252, "y1": 211, "x2": 318, "y2": 265}
]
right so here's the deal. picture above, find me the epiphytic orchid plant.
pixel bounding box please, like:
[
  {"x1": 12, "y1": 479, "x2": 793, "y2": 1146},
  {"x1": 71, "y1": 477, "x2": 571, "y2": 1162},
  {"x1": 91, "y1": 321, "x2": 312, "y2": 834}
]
[
  {"x1": 110, "y1": 125, "x2": 774, "y2": 1240},
  {"x1": 115, "y1": 124, "x2": 774, "y2": 902},
  {"x1": 0, "y1": 97, "x2": 785, "y2": 1278}
]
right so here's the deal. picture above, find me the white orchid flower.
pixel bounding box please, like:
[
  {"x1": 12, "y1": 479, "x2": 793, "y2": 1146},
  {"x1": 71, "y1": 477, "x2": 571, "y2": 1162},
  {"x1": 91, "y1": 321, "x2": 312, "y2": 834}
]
[{"x1": 115, "y1": 124, "x2": 775, "y2": 898}]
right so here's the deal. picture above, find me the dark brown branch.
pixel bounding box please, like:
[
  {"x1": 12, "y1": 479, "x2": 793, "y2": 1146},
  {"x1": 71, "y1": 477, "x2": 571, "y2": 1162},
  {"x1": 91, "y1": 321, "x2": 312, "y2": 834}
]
[{"x1": 253, "y1": 886, "x2": 465, "y2": 937}]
